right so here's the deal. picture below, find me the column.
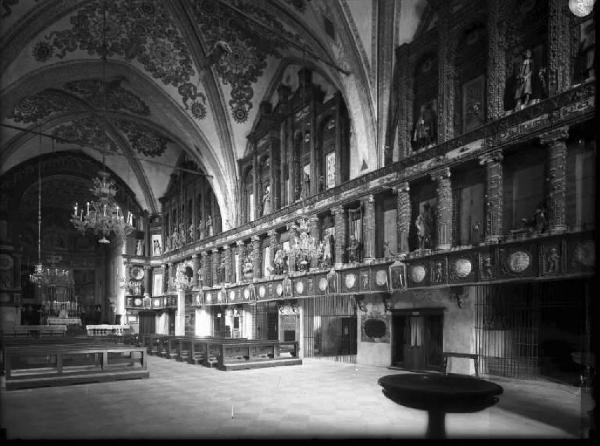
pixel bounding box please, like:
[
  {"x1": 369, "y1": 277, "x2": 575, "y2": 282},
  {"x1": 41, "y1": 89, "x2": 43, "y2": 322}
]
[
  {"x1": 431, "y1": 167, "x2": 453, "y2": 250},
  {"x1": 308, "y1": 216, "x2": 320, "y2": 268},
  {"x1": 332, "y1": 205, "x2": 346, "y2": 266},
  {"x1": 211, "y1": 250, "x2": 220, "y2": 286},
  {"x1": 161, "y1": 263, "x2": 168, "y2": 294},
  {"x1": 235, "y1": 241, "x2": 245, "y2": 283},
  {"x1": 547, "y1": 0, "x2": 572, "y2": 96},
  {"x1": 486, "y1": 0, "x2": 508, "y2": 120},
  {"x1": 334, "y1": 92, "x2": 344, "y2": 185},
  {"x1": 436, "y1": 0, "x2": 454, "y2": 143},
  {"x1": 362, "y1": 195, "x2": 376, "y2": 262},
  {"x1": 479, "y1": 150, "x2": 504, "y2": 243},
  {"x1": 223, "y1": 245, "x2": 232, "y2": 284},
  {"x1": 394, "y1": 181, "x2": 411, "y2": 254},
  {"x1": 540, "y1": 126, "x2": 569, "y2": 233},
  {"x1": 143, "y1": 265, "x2": 152, "y2": 297},
  {"x1": 252, "y1": 149, "x2": 259, "y2": 220},
  {"x1": 167, "y1": 262, "x2": 174, "y2": 292},
  {"x1": 200, "y1": 252, "x2": 210, "y2": 288},
  {"x1": 192, "y1": 254, "x2": 200, "y2": 288},
  {"x1": 251, "y1": 235, "x2": 262, "y2": 279},
  {"x1": 268, "y1": 229, "x2": 280, "y2": 275}
]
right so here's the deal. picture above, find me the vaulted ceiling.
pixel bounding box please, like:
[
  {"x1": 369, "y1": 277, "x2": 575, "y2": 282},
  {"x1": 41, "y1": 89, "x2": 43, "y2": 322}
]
[{"x1": 1, "y1": 0, "x2": 427, "y2": 227}]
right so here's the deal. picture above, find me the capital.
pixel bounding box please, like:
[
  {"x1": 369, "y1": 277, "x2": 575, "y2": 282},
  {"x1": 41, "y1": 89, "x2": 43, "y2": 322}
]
[
  {"x1": 251, "y1": 235, "x2": 261, "y2": 243},
  {"x1": 267, "y1": 229, "x2": 278, "y2": 238},
  {"x1": 539, "y1": 126, "x2": 569, "y2": 146},
  {"x1": 211, "y1": 248, "x2": 220, "y2": 254},
  {"x1": 430, "y1": 167, "x2": 451, "y2": 182},
  {"x1": 200, "y1": 251, "x2": 209, "y2": 257},
  {"x1": 361, "y1": 194, "x2": 375, "y2": 204},
  {"x1": 392, "y1": 181, "x2": 410, "y2": 194},
  {"x1": 143, "y1": 265, "x2": 152, "y2": 271},
  {"x1": 236, "y1": 240, "x2": 245, "y2": 247},
  {"x1": 331, "y1": 205, "x2": 345, "y2": 216},
  {"x1": 221, "y1": 244, "x2": 230, "y2": 250},
  {"x1": 479, "y1": 150, "x2": 504, "y2": 165}
]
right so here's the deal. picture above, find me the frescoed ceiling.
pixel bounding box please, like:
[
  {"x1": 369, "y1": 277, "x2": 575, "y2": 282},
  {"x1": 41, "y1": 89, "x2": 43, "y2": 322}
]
[{"x1": 0, "y1": 0, "x2": 386, "y2": 227}]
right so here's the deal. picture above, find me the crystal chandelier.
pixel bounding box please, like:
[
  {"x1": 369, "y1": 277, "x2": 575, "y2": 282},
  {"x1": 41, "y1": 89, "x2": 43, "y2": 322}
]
[
  {"x1": 69, "y1": 0, "x2": 134, "y2": 244},
  {"x1": 70, "y1": 169, "x2": 134, "y2": 243}
]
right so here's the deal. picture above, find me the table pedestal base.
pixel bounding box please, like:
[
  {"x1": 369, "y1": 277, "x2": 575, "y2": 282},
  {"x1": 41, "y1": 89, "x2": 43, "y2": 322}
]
[{"x1": 427, "y1": 409, "x2": 446, "y2": 439}]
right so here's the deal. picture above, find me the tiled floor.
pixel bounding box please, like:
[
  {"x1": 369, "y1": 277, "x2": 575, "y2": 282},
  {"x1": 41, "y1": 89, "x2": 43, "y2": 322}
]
[{"x1": 0, "y1": 355, "x2": 591, "y2": 439}]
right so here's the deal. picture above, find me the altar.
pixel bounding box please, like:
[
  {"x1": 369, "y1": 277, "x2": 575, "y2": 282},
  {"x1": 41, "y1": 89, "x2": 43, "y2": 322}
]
[{"x1": 46, "y1": 317, "x2": 81, "y2": 326}]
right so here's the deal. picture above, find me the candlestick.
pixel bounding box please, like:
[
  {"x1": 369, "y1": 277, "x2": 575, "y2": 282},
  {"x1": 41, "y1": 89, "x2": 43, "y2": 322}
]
[
  {"x1": 86, "y1": 202, "x2": 90, "y2": 215},
  {"x1": 74, "y1": 202, "x2": 78, "y2": 215}
]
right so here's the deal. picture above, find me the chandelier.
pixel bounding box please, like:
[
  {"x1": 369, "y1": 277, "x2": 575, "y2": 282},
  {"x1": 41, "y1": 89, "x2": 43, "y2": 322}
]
[
  {"x1": 29, "y1": 132, "x2": 74, "y2": 287},
  {"x1": 69, "y1": 0, "x2": 134, "y2": 244},
  {"x1": 70, "y1": 169, "x2": 134, "y2": 243}
]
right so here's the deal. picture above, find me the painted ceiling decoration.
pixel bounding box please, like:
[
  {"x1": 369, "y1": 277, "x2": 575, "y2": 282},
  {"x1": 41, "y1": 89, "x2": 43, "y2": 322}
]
[
  {"x1": 50, "y1": 116, "x2": 170, "y2": 158},
  {"x1": 63, "y1": 79, "x2": 150, "y2": 116},
  {"x1": 32, "y1": 0, "x2": 208, "y2": 121},
  {"x1": 9, "y1": 79, "x2": 150, "y2": 123},
  {"x1": 191, "y1": 0, "x2": 302, "y2": 123}
]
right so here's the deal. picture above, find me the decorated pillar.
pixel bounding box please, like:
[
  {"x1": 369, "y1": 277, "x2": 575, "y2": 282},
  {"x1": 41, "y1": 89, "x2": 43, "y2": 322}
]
[
  {"x1": 161, "y1": 263, "x2": 168, "y2": 294},
  {"x1": 479, "y1": 150, "x2": 504, "y2": 243},
  {"x1": 251, "y1": 235, "x2": 262, "y2": 279},
  {"x1": 267, "y1": 229, "x2": 279, "y2": 275},
  {"x1": 362, "y1": 195, "x2": 376, "y2": 262},
  {"x1": 309, "y1": 216, "x2": 320, "y2": 268},
  {"x1": 436, "y1": 0, "x2": 454, "y2": 143},
  {"x1": 211, "y1": 249, "x2": 220, "y2": 285},
  {"x1": 540, "y1": 126, "x2": 569, "y2": 233},
  {"x1": 431, "y1": 167, "x2": 452, "y2": 250},
  {"x1": 332, "y1": 205, "x2": 346, "y2": 266},
  {"x1": 167, "y1": 262, "x2": 175, "y2": 292},
  {"x1": 235, "y1": 240, "x2": 245, "y2": 283},
  {"x1": 486, "y1": 0, "x2": 508, "y2": 119},
  {"x1": 394, "y1": 181, "x2": 411, "y2": 254},
  {"x1": 143, "y1": 265, "x2": 152, "y2": 297},
  {"x1": 547, "y1": 0, "x2": 572, "y2": 96},
  {"x1": 201, "y1": 251, "x2": 210, "y2": 288},
  {"x1": 192, "y1": 254, "x2": 200, "y2": 288},
  {"x1": 223, "y1": 245, "x2": 232, "y2": 284}
]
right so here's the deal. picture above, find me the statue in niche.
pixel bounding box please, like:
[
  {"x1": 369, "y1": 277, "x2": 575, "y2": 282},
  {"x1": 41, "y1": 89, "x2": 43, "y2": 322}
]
[
  {"x1": 262, "y1": 184, "x2": 272, "y2": 216},
  {"x1": 471, "y1": 221, "x2": 481, "y2": 245},
  {"x1": 197, "y1": 218, "x2": 204, "y2": 240},
  {"x1": 346, "y1": 234, "x2": 361, "y2": 263},
  {"x1": 412, "y1": 103, "x2": 436, "y2": 149},
  {"x1": 431, "y1": 261, "x2": 443, "y2": 283},
  {"x1": 218, "y1": 257, "x2": 227, "y2": 283},
  {"x1": 514, "y1": 49, "x2": 533, "y2": 110},
  {"x1": 383, "y1": 241, "x2": 396, "y2": 259},
  {"x1": 206, "y1": 215, "x2": 213, "y2": 237},
  {"x1": 545, "y1": 247, "x2": 560, "y2": 273},
  {"x1": 179, "y1": 223, "x2": 186, "y2": 245},
  {"x1": 273, "y1": 245, "x2": 285, "y2": 275},
  {"x1": 136, "y1": 239, "x2": 144, "y2": 256},
  {"x1": 415, "y1": 204, "x2": 433, "y2": 250},
  {"x1": 153, "y1": 238, "x2": 162, "y2": 256},
  {"x1": 189, "y1": 224, "x2": 195, "y2": 242},
  {"x1": 322, "y1": 235, "x2": 333, "y2": 267},
  {"x1": 521, "y1": 201, "x2": 548, "y2": 234},
  {"x1": 318, "y1": 175, "x2": 325, "y2": 193}
]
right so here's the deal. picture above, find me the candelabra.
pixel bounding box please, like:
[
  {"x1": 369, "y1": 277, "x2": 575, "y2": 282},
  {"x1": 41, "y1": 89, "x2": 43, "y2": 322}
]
[{"x1": 70, "y1": 170, "x2": 134, "y2": 243}]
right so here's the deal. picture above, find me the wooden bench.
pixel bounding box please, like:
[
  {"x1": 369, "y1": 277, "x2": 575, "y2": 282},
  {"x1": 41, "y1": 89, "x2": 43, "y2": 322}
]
[
  {"x1": 0, "y1": 325, "x2": 67, "y2": 337},
  {"x1": 442, "y1": 352, "x2": 479, "y2": 377},
  {"x1": 218, "y1": 340, "x2": 302, "y2": 371},
  {"x1": 3, "y1": 343, "x2": 148, "y2": 390}
]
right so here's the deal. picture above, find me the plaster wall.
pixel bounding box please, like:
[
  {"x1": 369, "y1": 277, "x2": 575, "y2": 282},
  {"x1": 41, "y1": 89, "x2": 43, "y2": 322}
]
[{"x1": 356, "y1": 286, "x2": 477, "y2": 374}]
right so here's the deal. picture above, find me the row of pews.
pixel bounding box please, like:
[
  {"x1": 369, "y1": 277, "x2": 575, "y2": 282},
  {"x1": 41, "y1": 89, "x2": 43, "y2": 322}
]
[
  {"x1": 142, "y1": 334, "x2": 302, "y2": 371},
  {"x1": 1, "y1": 332, "x2": 148, "y2": 391}
]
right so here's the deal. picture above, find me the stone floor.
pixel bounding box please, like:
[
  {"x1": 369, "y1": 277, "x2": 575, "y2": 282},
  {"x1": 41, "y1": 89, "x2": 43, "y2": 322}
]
[{"x1": 0, "y1": 355, "x2": 592, "y2": 440}]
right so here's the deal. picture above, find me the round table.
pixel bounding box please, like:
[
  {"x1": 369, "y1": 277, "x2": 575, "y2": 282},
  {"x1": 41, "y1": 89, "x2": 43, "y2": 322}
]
[{"x1": 378, "y1": 373, "x2": 503, "y2": 439}]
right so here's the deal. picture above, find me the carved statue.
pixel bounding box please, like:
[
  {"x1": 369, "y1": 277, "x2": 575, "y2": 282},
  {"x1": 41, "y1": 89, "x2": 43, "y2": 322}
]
[
  {"x1": 521, "y1": 201, "x2": 548, "y2": 234},
  {"x1": 412, "y1": 103, "x2": 436, "y2": 149},
  {"x1": 197, "y1": 218, "x2": 204, "y2": 240},
  {"x1": 136, "y1": 239, "x2": 144, "y2": 256},
  {"x1": 383, "y1": 241, "x2": 395, "y2": 259},
  {"x1": 546, "y1": 247, "x2": 560, "y2": 273},
  {"x1": 322, "y1": 235, "x2": 333, "y2": 267},
  {"x1": 262, "y1": 184, "x2": 272, "y2": 216},
  {"x1": 346, "y1": 234, "x2": 360, "y2": 263},
  {"x1": 514, "y1": 49, "x2": 533, "y2": 110},
  {"x1": 301, "y1": 171, "x2": 310, "y2": 199},
  {"x1": 189, "y1": 224, "x2": 195, "y2": 242},
  {"x1": 179, "y1": 223, "x2": 186, "y2": 245},
  {"x1": 206, "y1": 215, "x2": 213, "y2": 237},
  {"x1": 153, "y1": 239, "x2": 162, "y2": 256},
  {"x1": 432, "y1": 261, "x2": 443, "y2": 283},
  {"x1": 416, "y1": 203, "x2": 433, "y2": 250},
  {"x1": 273, "y1": 246, "x2": 284, "y2": 275}
]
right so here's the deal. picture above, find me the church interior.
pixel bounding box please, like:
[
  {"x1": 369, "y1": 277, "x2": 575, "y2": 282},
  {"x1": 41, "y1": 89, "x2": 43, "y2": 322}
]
[{"x1": 0, "y1": 0, "x2": 597, "y2": 440}]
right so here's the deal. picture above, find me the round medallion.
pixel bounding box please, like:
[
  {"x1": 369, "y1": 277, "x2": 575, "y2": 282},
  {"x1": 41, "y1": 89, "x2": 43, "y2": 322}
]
[
  {"x1": 295, "y1": 280, "x2": 304, "y2": 294},
  {"x1": 243, "y1": 288, "x2": 250, "y2": 300},
  {"x1": 276, "y1": 283, "x2": 283, "y2": 296},
  {"x1": 259, "y1": 285, "x2": 266, "y2": 298},
  {"x1": 375, "y1": 270, "x2": 387, "y2": 286},
  {"x1": 410, "y1": 265, "x2": 426, "y2": 283},
  {"x1": 454, "y1": 259, "x2": 472, "y2": 278},
  {"x1": 206, "y1": 293, "x2": 212, "y2": 303},
  {"x1": 318, "y1": 277, "x2": 328, "y2": 291},
  {"x1": 364, "y1": 318, "x2": 387, "y2": 339},
  {"x1": 344, "y1": 273, "x2": 356, "y2": 289},
  {"x1": 134, "y1": 298, "x2": 142, "y2": 306},
  {"x1": 129, "y1": 265, "x2": 144, "y2": 280},
  {"x1": 574, "y1": 241, "x2": 595, "y2": 267},
  {"x1": 229, "y1": 290, "x2": 236, "y2": 301},
  {"x1": 0, "y1": 254, "x2": 13, "y2": 271},
  {"x1": 153, "y1": 298, "x2": 160, "y2": 307},
  {"x1": 508, "y1": 251, "x2": 530, "y2": 273},
  {"x1": 569, "y1": 0, "x2": 595, "y2": 17}
]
